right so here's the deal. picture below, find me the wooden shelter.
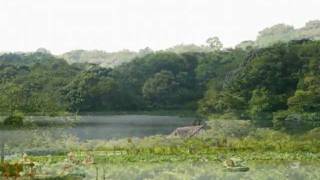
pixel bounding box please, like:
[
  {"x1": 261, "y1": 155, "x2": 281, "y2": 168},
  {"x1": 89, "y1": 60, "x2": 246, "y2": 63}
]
[{"x1": 170, "y1": 125, "x2": 205, "y2": 138}]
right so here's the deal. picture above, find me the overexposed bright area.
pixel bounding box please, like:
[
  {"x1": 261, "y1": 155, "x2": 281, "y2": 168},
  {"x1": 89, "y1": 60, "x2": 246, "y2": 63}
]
[{"x1": 0, "y1": 0, "x2": 319, "y2": 54}]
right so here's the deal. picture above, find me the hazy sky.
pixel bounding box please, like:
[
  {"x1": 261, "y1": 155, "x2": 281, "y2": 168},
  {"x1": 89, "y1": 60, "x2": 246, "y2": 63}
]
[{"x1": 0, "y1": 0, "x2": 319, "y2": 54}]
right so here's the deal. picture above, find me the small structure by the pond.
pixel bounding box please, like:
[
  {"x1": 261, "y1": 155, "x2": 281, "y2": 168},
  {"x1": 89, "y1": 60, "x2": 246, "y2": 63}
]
[{"x1": 170, "y1": 125, "x2": 205, "y2": 138}]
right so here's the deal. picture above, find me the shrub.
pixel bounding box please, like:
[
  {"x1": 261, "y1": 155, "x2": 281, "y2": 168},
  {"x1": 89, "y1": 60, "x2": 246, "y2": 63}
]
[
  {"x1": 303, "y1": 127, "x2": 320, "y2": 139},
  {"x1": 0, "y1": 163, "x2": 24, "y2": 178},
  {"x1": 301, "y1": 113, "x2": 320, "y2": 128},
  {"x1": 250, "y1": 112, "x2": 273, "y2": 127},
  {"x1": 247, "y1": 128, "x2": 290, "y2": 141},
  {"x1": 3, "y1": 113, "x2": 24, "y2": 127},
  {"x1": 273, "y1": 112, "x2": 320, "y2": 133},
  {"x1": 202, "y1": 120, "x2": 253, "y2": 139},
  {"x1": 272, "y1": 110, "x2": 290, "y2": 130}
]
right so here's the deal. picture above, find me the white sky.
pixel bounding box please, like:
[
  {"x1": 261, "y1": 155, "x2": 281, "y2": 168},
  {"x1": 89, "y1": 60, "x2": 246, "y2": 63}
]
[{"x1": 0, "y1": 0, "x2": 319, "y2": 54}]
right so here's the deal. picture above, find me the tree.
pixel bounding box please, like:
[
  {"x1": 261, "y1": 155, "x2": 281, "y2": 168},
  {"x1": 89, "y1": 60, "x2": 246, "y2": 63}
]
[
  {"x1": 0, "y1": 83, "x2": 25, "y2": 115},
  {"x1": 142, "y1": 70, "x2": 178, "y2": 108},
  {"x1": 287, "y1": 58, "x2": 320, "y2": 113},
  {"x1": 287, "y1": 90, "x2": 314, "y2": 113},
  {"x1": 195, "y1": 49, "x2": 246, "y2": 87},
  {"x1": 64, "y1": 66, "x2": 121, "y2": 111},
  {"x1": 198, "y1": 90, "x2": 225, "y2": 115},
  {"x1": 28, "y1": 92, "x2": 66, "y2": 115},
  {"x1": 198, "y1": 89, "x2": 245, "y2": 117},
  {"x1": 248, "y1": 88, "x2": 274, "y2": 127},
  {"x1": 256, "y1": 24, "x2": 295, "y2": 47},
  {"x1": 206, "y1": 36, "x2": 223, "y2": 51}
]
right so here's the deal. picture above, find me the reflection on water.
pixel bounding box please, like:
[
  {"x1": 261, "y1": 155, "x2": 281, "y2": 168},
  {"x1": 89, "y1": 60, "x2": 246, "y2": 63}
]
[{"x1": 1, "y1": 115, "x2": 196, "y2": 140}]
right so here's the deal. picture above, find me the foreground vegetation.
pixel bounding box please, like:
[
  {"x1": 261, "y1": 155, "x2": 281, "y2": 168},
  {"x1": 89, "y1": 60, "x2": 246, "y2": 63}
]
[
  {"x1": 1, "y1": 120, "x2": 319, "y2": 179},
  {"x1": 3, "y1": 155, "x2": 320, "y2": 179}
]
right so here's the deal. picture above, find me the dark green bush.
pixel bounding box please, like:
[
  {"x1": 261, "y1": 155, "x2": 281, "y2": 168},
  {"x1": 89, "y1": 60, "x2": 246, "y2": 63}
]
[
  {"x1": 3, "y1": 114, "x2": 24, "y2": 127},
  {"x1": 304, "y1": 127, "x2": 320, "y2": 139},
  {"x1": 250, "y1": 112, "x2": 273, "y2": 128},
  {"x1": 273, "y1": 112, "x2": 320, "y2": 133},
  {"x1": 272, "y1": 110, "x2": 290, "y2": 130}
]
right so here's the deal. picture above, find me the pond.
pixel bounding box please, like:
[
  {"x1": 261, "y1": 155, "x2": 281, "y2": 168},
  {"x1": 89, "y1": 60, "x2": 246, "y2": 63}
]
[{"x1": 0, "y1": 115, "x2": 196, "y2": 141}]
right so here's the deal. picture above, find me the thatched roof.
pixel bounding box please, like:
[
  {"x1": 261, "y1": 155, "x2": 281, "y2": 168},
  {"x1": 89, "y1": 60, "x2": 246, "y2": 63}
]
[{"x1": 170, "y1": 125, "x2": 204, "y2": 138}]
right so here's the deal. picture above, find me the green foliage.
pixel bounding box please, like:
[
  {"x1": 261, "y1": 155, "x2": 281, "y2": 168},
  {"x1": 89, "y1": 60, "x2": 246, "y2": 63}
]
[
  {"x1": 3, "y1": 113, "x2": 24, "y2": 127},
  {"x1": 63, "y1": 66, "x2": 121, "y2": 111},
  {"x1": 288, "y1": 90, "x2": 315, "y2": 112},
  {"x1": 272, "y1": 110, "x2": 290, "y2": 130},
  {"x1": 0, "y1": 52, "x2": 80, "y2": 115},
  {"x1": 248, "y1": 88, "x2": 274, "y2": 127},
  {"x1": 199, "y1": 40, "x2": 320, "y2": 130},
  {"x1": 206, "y1": 36, "x2": 223, "y2": 51},
  {"x1": 2, "y1": 118, "x2": 320, "y2": 178},
  {"x1": 198, "y1": 90, "x2": 246, "y2": 116},
  {"x1": 1, "y1": 35, "x2": 320, "y2": 133},
  {"x1": 24, "y1": 152, "x2": 320, "y2": 179},
  {"x1": 0, "y1": 50, "x2": 203, "y2": 112},
  {"x1": 288, "y1": 62, "x2": 320, "y2": 113},
  {"x1": 0, "y1": 83, "x2": 25, "y2": 113},
  {"x1": 196, "y1": 49, "x2": 247, "y2": 116},
  {"x1": 112, "y1": 52, "x2": 203, "y2": 110},
  {"x1": 274, "y1": 112, "x2": 320, "y2": 133},
  {"x1": 256, "y1": 24, "x2": 296, "y2": 47},
  {"x1": 202, "y1": 120, "x2": 252, "y2": 140},
  {"x1": 0, "y1": 163, "x2": 24, "y2": 178},
  {"x1": 142, "y1": 70, "x2": 179, "y2": 108},
  {"x1": 195, "y1": 49, "x2": 246, "y2": 86}
]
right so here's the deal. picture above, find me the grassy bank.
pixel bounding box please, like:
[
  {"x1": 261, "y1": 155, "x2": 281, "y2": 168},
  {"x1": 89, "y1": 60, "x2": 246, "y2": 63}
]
[
  {"x1": 29, "y1": 150, "x2": 320, "y2": 164},
  {"x1": 0, "y1": 110, "x2": 197, "y2": 117},
  {"x1": 0, "y1": 110, "x2": 198, "y2": 128},
  {"x1": 77, "y1": 110, "x2": 198, "y2": 117}
]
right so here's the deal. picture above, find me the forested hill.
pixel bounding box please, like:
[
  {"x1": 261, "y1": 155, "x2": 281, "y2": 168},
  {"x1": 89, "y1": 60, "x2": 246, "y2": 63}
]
[
  {"x1": 0, "y1": 51, "x2": 64, "y2": 67},
  {"x1": 59, "y1": 40, "x2": 219, "y2": 68},
  {"x1": 0, "y1": 47, "x2": 245, "y2": 114},
  {"x1": 237, "y1": 20, "x2": 320, "y2": 49},
  {"x1": 59, "y1": 20, "x2": 320, "y2": 68},
  {"x1": 0, "y1": 40, "x2": 320, "y2": 131}
]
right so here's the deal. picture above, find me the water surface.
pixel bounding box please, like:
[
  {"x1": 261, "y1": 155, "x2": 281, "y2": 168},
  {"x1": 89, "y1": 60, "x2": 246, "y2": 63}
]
[{"x1": 0, "y1": 115, "x2": 196, "y2": 140}]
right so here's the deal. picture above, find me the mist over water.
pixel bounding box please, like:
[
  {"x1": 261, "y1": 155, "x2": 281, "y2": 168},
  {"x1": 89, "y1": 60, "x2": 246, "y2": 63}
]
[{"x1": 1, "y1": 115, "x2": 196, "y2": 141}]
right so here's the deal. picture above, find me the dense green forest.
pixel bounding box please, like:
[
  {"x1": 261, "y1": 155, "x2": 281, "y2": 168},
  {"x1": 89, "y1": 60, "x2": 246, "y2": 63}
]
[
  {"x1": 199, "y1": 40, "x2": 320, "y2": 131},
  {"x1": 0, "y1": 39, "x2": 320, "y2": 131},
  {"x1": 1, "y1": 20, "x2": 320, "y2": 132}
]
